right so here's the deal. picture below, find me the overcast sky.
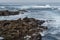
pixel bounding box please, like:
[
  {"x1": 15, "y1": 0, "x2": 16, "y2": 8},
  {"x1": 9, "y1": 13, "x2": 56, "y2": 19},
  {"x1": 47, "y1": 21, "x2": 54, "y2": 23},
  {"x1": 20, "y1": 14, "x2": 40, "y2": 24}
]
[{"x1": 0, "y1": 0, "x2": 60, "y2": 3}]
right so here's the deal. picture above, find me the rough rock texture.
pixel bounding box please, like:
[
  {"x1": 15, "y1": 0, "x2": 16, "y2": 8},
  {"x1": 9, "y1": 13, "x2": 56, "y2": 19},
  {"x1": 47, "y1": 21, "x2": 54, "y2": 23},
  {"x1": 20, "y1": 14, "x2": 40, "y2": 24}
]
[
  {"x1": 0, "y1": 17, "x2": 47, "y2": 40},
  {"x1": 0, "y1": 10, "x2": 27, "y2": 16}
]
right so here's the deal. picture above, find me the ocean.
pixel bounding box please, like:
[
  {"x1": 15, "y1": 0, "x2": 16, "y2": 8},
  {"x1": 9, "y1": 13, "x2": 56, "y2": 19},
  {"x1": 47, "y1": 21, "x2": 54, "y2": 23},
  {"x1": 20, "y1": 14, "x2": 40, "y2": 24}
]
[{"x1": 0, "y1": 3, "x2": 60, "y2": 40}]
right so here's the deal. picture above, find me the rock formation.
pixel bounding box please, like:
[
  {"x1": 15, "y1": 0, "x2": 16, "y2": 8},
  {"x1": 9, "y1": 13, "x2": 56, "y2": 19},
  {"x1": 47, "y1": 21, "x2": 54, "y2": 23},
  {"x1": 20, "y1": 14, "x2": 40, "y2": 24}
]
[
  {"x1": 0, "y1": 17, "x2": 47, "y2": 40},
  {"x1": 0, "y1": 10, "x2": 27, "y2": 16}
]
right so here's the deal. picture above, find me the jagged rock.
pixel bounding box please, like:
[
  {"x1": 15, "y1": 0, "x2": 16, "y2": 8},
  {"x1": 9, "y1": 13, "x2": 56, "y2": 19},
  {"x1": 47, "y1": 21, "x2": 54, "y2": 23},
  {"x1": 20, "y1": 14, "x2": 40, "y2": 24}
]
[{"x1": 0, "y1": 17, "x2": 47, "y2": 40}]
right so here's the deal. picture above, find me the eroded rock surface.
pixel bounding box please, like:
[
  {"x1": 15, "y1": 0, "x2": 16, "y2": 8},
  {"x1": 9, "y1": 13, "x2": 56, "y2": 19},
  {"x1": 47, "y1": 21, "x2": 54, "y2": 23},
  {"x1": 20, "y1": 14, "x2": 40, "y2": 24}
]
[{"x1": 0, "y1": 17, "x2": 47, "y2": 40}]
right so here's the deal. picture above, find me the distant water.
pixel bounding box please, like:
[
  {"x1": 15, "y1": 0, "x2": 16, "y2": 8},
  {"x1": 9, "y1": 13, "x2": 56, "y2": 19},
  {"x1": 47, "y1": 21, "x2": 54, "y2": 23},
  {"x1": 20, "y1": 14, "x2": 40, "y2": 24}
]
[{"x1": 0, "y1": 4, "x2": 60, "y2": 40}]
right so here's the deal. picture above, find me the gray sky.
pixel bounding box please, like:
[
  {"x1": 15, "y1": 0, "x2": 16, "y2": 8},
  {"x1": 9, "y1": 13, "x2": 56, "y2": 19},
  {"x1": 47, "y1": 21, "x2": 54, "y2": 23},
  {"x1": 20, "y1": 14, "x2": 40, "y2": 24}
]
[{"x1": 0, "y1": 0, "x2": 60, "y2": 3}]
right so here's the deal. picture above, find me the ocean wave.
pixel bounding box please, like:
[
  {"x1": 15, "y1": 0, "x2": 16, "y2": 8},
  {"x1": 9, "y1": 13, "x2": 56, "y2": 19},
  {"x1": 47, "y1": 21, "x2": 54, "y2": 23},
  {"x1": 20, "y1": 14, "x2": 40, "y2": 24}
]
[
  {"x1": 20, "y1": 5, "x2": 52, "y2": 10},
  {"x1": 19, "y1": 5, "x2": 59, "y2": 11},
  {"x1": 0, "y1": 5, "x2": 59, "y2": 11}
]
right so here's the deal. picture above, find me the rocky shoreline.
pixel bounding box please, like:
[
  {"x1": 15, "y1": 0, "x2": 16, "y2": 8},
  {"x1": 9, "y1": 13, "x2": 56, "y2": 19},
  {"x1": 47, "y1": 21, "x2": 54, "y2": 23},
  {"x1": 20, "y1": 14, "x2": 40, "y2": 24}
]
[
  {"x1": 0, "y1": 10, "x2": 27, "y2": 16},
  {"x1": 0, "y1": 17, "x2": 47, "y2": 40}
]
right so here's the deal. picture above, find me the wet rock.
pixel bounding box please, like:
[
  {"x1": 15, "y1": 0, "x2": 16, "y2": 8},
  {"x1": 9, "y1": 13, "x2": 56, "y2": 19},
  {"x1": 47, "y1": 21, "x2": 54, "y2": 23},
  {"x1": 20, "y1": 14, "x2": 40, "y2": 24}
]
[
  {"x1": 3, "y1": 22, "x2": 10, "y2": 26},
  {"x1": 35, "y1": 34, "x2": 42, "y2": 40},
  {"x1": 8, "y1": 11, "x2": 19, "y2": 15},
  {"x1": 0, "y1": 10, "x2": 19, "y2": 16},
  {"x1": 0, "y1": 17, "x2": 47, "y2": 40},
  {"x1": 0, "y1": 10, "x2": 9, "y2": 16},
  {"x1": 0, "y1": 10, "x2": 28, "y2": 16},
  {"x1": 36, "y1": 20, "x2": 45, "y2": 25},
  {"x1": 30, "y1": 34, "x2": 42, "y2": 40},
  {"x1": 19, "y1": 10, "x2": 28, "y2": 12}
]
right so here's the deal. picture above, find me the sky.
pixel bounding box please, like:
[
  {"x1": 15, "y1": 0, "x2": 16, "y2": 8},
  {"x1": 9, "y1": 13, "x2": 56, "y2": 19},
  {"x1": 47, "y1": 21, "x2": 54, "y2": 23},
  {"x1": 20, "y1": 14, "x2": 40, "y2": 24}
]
[{"x1": 0, "y1": 0, "x2": 60, "y2": 3}]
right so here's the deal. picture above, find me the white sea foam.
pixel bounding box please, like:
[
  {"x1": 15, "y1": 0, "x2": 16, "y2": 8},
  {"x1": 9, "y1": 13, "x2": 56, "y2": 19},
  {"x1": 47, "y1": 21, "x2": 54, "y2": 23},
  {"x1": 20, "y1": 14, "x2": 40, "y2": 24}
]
[{"x1": 20, "y1": 5, "x2": 52, "y2": 10}]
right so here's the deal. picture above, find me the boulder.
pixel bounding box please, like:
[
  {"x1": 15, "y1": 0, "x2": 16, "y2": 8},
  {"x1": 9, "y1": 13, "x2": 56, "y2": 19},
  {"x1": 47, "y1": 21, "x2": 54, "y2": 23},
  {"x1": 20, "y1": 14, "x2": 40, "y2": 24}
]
[{"x1": 0, "y1": 17, "x2": 47, "y2": 40}]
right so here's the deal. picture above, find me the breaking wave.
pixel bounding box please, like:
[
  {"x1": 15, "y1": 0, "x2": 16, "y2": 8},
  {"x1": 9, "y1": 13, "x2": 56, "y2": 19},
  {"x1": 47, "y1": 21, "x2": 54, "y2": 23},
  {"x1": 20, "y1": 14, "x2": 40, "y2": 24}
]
[{"x1": 0, "y1": 5, "x2": 59, "y2": 11}]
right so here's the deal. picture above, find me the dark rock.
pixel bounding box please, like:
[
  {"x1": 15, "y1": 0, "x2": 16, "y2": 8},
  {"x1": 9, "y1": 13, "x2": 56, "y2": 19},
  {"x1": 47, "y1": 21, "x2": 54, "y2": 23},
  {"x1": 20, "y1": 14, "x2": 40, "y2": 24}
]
[
  {"x1": 30, "y1": 34, "x2": 42, "y2": 40},
  {"x1": 0, "y1": 10, "x2": 28, "y2": 16},
  {"x1": 19, "y1": 10, "x2": 28, "y2": 12},
  {"x1": 0, "y1": 17, "x2": 47, "y2": 40},
  {"x1": 36, "y1": 34, "x2": 42, "y2": 40},
  {"x1": 0, "y1": 10, "x2": 9, "y2": 16},
  {"x1": 8, "y1": 10, "x2": 20, "y2": 16},
  {"x1": 3, "y1": 22, "x2": 10, "y2": 26},
  {"x1": 36, "y1": 20, "x2": 45, "y2": 25}
]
